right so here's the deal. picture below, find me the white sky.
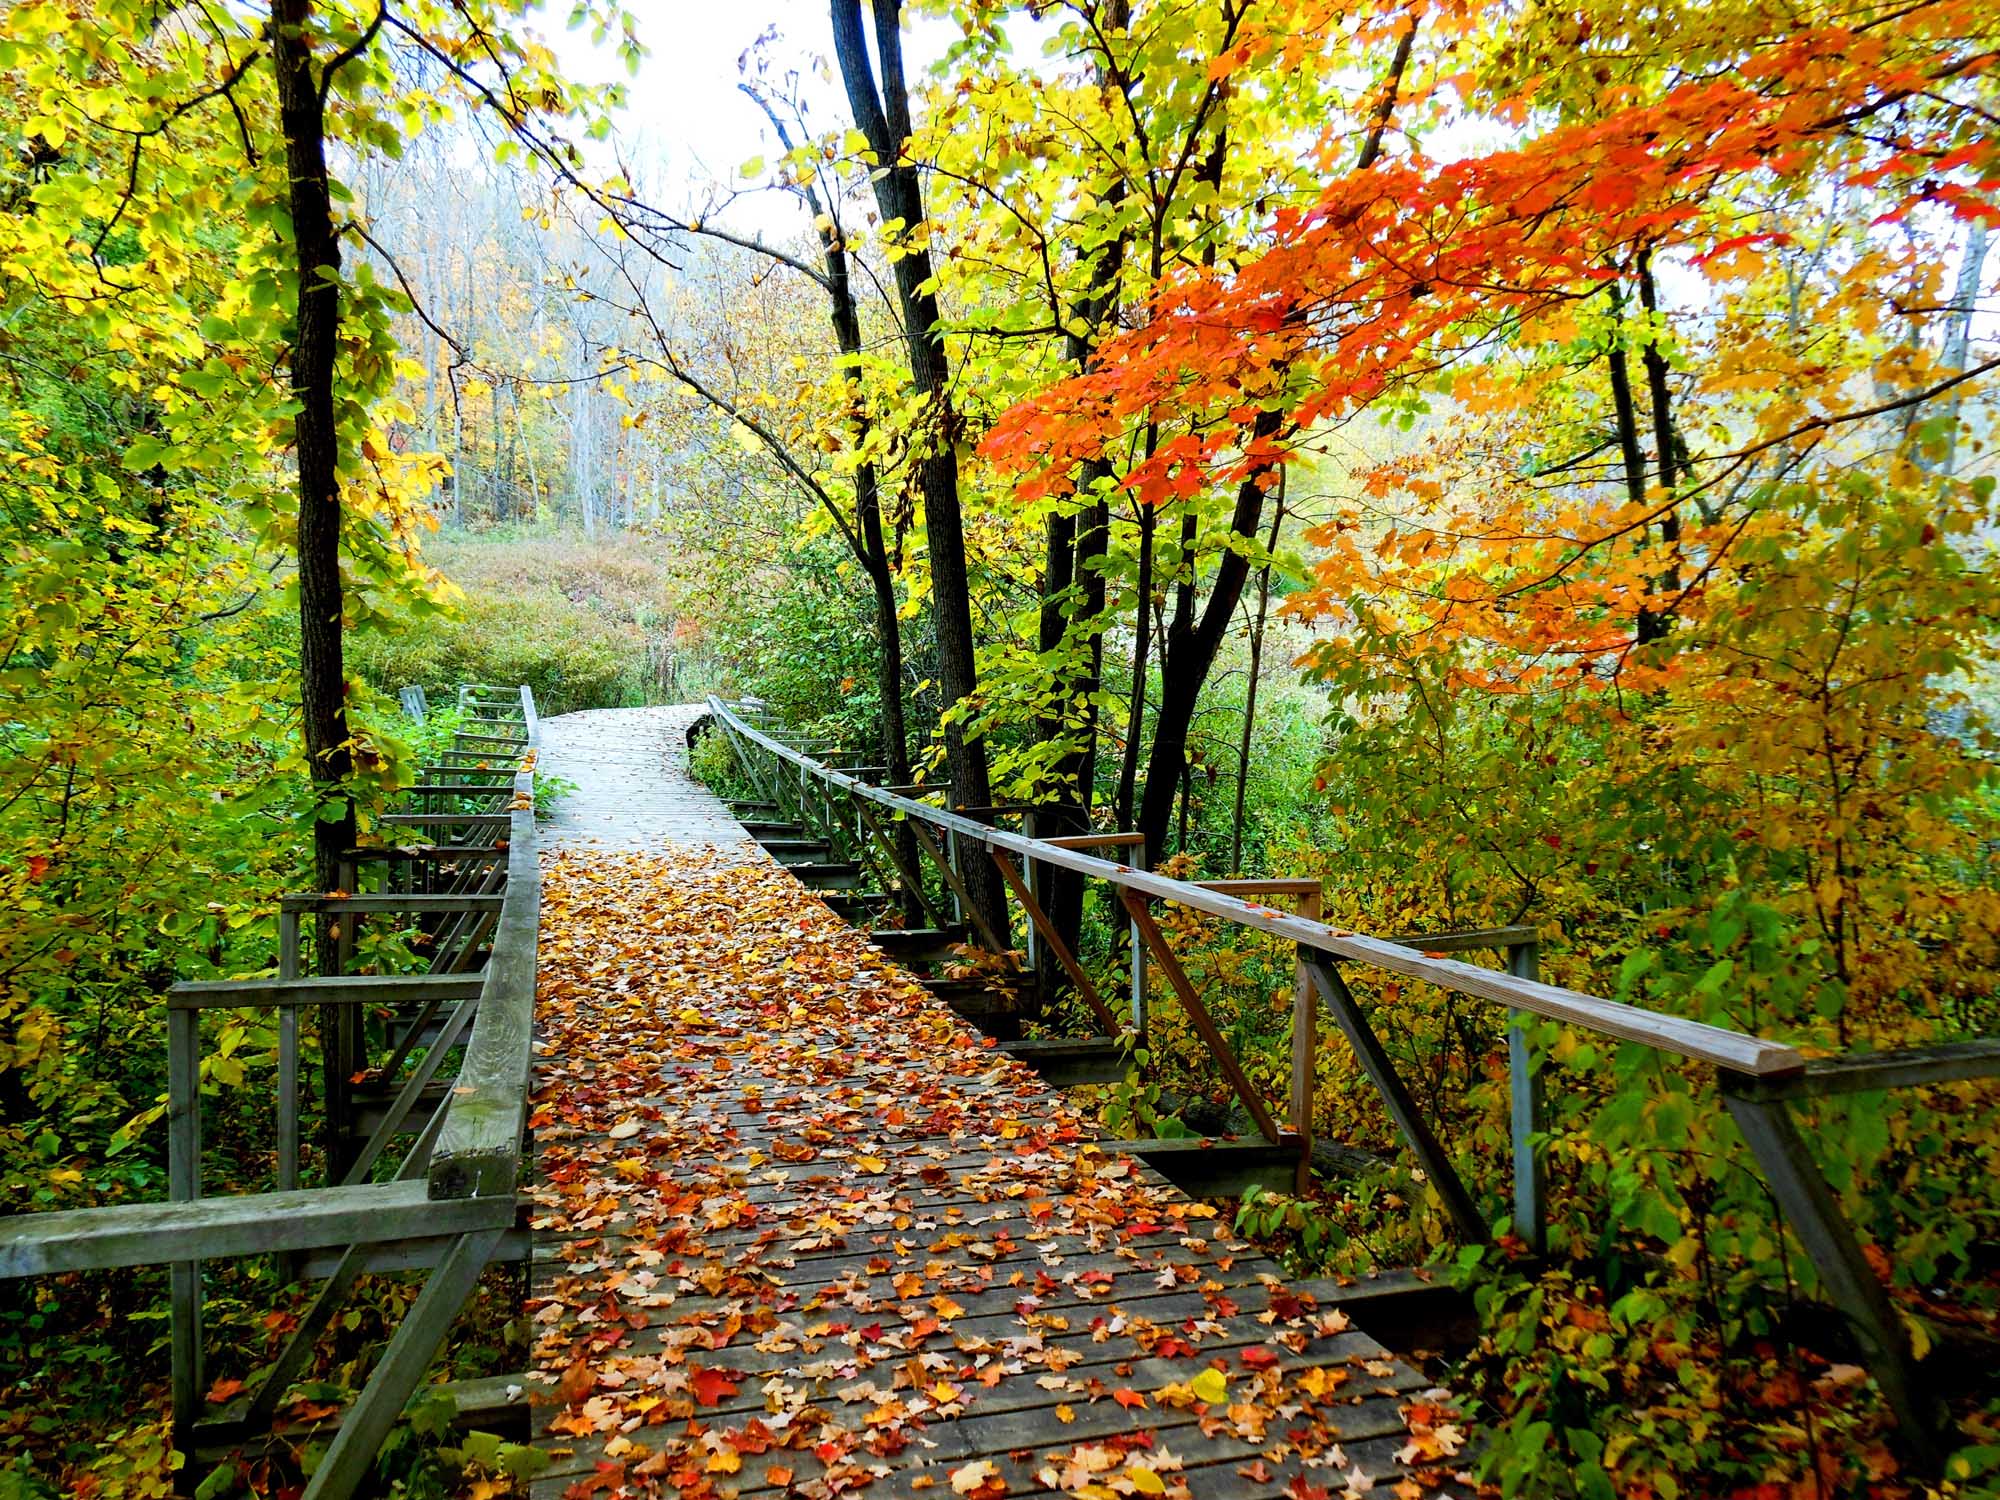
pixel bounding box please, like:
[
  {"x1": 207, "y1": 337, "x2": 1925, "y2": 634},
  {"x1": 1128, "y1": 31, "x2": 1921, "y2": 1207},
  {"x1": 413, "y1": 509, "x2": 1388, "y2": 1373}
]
[{"x1": 540, "y1": 0, "x2": 993, "y2": 233}]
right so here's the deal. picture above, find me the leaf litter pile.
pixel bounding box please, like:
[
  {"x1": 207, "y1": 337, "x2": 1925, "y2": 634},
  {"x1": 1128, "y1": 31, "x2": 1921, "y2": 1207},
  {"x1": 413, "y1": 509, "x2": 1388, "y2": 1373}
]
[{"x1": 524, "y1": 847, "x2": 1470, "y2": 1499}]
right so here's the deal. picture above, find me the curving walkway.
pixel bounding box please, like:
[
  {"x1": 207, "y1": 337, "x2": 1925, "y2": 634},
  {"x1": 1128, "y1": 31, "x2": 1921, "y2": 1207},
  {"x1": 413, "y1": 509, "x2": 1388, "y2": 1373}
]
[{"x1": 521, "y1": 707, "x2": 1461, "y2": 1499}]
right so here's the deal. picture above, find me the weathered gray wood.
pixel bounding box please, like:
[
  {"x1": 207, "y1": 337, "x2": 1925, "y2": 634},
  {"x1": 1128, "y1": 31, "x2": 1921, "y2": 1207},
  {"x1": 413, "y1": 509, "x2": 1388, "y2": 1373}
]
[
  {"x1": 1119, "y1": 1136, "x2": 1305, "y2": 1198},
  {"x1": 344, "y1": 982, "x2": 485, "y2": 1185},
  {"x1": 852, "y1": 796, "x2": 947, "y2": 927},
  {"x1": 168, "y1": 1006, "x2": 201, "y2": 1454},
  {"x1": 1305, "y1": 957, "x2": 1491, "y2": 1244},
  {"x1": 1291, "y1": 887, "x2": 1323, "y2": 1193},
  {"x1": 1720, "y1": 1085, "x2": 1943, "y2": 1468},
  {"x1": 303, "y1": 1228, "x2": 505, "y2": 1500},
  {"x1": 398, "y1": 684, "x2": 428, "y2": 722},
  {"x1": 380, "y1": 812, "x2": 513, "y2": 829},
  {"x1": 991, "y1": 849, "x2": 1122, "y2": 1034},
  {"x1": 277, "y1": 892, "x2": 505, "y2": 914},
  {"x1": 1122, "y1": 890, "x2": 1282, "y2": 1144},
  {"x1": 345, "y1": 843, "x2": 509, "y2": 861},
  {"x1": 168, "y1": 973, "x2": 485, "y2": 1011},
  {"x1": 905, "y1": 818, "x2": 1007, "y2": 953},
  {"x1": 999, "y1": 1036, "x2": 1129, "y2": 1086},
  {"x1": 427, "y1": 796, "x2": 537, "y2": 1202},
  {"x1": 1508, "y1": 940, "x2": 1548, "y2": 1253},
  {"x1": 1197, "y1": 876, "x2": 1323, "y2": 899},
  {"x1": 0, "y1": 1180, "x2": 510, "y2": 1276},
  {"x1": 278, "y1": 911, "x2": 302, "y2": 1198},
  {"x1": 708, "y1": 699, "x2": 1804, "y2": 1078},
  {"x1": 1042, "y1": 830, "x2": 1145, "y2": 852},
  {"x1": 1396, "y1": 924, "x2": 1542, "y2": 954},
  {"x1": 1734, "y1": 1038, "x2": 2000, "y2": 1100}
]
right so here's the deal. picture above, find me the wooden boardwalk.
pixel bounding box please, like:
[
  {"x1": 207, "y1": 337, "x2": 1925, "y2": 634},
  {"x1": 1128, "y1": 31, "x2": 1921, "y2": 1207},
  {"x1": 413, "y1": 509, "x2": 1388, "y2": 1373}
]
[{"x1": 523, "y1": 709, "x2": 1461, "y2": 1498}]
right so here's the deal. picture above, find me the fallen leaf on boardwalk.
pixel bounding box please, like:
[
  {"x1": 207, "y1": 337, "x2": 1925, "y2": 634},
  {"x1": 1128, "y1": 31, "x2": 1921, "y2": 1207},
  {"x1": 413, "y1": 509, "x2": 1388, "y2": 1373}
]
[
  {"x1": 518, "y1": 846, "x2": 1448, "y2": 1497},
  {"x1": 951, "y1": 1459, "x2": 1006, "y2": 1496}
]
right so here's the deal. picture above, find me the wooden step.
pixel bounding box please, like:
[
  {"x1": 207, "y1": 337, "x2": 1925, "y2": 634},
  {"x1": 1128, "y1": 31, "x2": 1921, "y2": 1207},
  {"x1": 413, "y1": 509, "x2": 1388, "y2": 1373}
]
[
  {"x1": 864, "y1": 925, "x2": 968, "y2": 962},
  {"x1": 788, "y1": 862, "x2": 865, "y2": 890},
  {"x1": 740, "y1": 820, "x2": 805, "y2": 837},
  {"x1": 730, "y1": 799, "x2": 779, "y2": 813},
  {"x1": 1001, "y1": 1036, "x2": 1129, "y2": 1086},
  {"x1": 1117, "y1": 1135, "x2": 1305, "y2": 1198},
  {"x1": 761, "y1": 838, "x2": 833, "y2": 864}
]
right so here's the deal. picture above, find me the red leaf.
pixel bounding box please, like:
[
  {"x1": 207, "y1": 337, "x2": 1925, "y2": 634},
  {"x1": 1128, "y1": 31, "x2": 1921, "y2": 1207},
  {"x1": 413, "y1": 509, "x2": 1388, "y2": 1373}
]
[{"x1": 691, "y1": 1366, "x2": 741, "y2": 1406}]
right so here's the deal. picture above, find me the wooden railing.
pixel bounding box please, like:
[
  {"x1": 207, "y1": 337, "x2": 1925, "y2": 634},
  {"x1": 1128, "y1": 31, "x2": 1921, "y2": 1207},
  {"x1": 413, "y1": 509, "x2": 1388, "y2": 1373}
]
[
  {"x1": 703, "y1": 696, "x2": 1997, "y2": 1469},
  {"x1": 0, "y1": 684, "x2": 540, "y2": 1500}
]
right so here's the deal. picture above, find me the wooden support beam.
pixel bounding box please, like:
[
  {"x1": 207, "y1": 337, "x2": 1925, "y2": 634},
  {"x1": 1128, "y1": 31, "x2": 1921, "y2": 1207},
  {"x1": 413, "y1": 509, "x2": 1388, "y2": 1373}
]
[
  {"x1": 0, "y1": 1180, "x2": 511, "y2": 1277},
  {"x1": 380, "y1": 813, "x2": 512, "y2": 829},
  {"x1": 990, "y1": 850, "x2": 1122, "y2": 1035},
  {"x1": 1394, "y1": 925, "x2": 1542, "y2": 955},
  {"x1": 1303, "y1": 957, "x2": 1489, "y2": 1244},
  {"x1": 1720, "y1": 1082, "x2": 1944, "y2": 1470},
  {"x1": 1119, "y1": 891, "x2": 1281, "y2": 1144},
  {"x1": 853, "y1": 798, "x2": 948, "y2": 928},
  {"x1": 1000, "y1": 1037, "x2": 1129, "y2": 1087},
  {"x1": 1198, "y1": 877, "x2": 1323, "y2": 899},
  {"x1": 905, "y1": 819, "x2": 1008, "y2": 955},
  {"x1": 1042, "y1": 831, "x2": 1146, "y2": 852},
  {"x1": 343, "y1": 846, "x2": 509, "y2": 863},
  {"x1": 1507, "y1": 942, "x2": 1548, "y2": 1255},
  {"x1": 1290, "y1": 888, "x2": 1323, "y2": 1194},
  {"x1": 1731, "y1": 1038, "x2": 2000, "y2": 1101},
  {"x1": 277, "y1": 893, "x2": 504, "y2": 915},
  {"x1": 302, "y1": 1228, "x2": 505, "y2": 1500},
  {"x1": 169, "y1": 974, "x2": 485, "y2": 1011}
]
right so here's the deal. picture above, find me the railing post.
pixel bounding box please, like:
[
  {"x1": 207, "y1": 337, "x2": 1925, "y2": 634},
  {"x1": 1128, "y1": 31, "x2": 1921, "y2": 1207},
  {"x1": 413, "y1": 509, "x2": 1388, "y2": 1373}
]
[
  {"x1": 1129, "y1": 845, "x2": 1149, "y2": 1037},
  {"x1": 1506, "y1": 939, "x2": 1547, "y2": 1255},
  {"x1": 278, "y1": 911, "x2": 301, "y2": 1196},
  {"x1": 1291, "y1": 888, "x2": 1323, "y2": 1193},
  {"x1": 167, "y1": 1004, "x2": 202, "y2": 1458},
  {"x1": 1019, "y1": 809, "x2": 1039, "y2": 975}
]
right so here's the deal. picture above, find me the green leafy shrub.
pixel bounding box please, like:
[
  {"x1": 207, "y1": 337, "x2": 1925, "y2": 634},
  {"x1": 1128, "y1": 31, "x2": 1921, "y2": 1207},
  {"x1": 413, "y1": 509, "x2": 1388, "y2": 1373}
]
[{"x1": 350, "y1": 589, "x2": 642, "y2": 716}]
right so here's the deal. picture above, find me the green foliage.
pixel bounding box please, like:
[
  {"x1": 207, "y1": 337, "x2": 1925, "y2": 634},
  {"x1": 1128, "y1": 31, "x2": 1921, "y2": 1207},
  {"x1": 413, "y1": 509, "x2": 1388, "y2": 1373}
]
[{"x1": 350, "y1": 589, "x2": 642, "y2": 717}]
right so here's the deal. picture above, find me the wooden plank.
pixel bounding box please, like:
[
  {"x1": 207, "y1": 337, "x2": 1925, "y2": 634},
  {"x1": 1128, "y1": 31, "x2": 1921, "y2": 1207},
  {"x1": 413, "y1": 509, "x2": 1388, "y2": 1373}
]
[
  {"x1": 707, "y1": 700, "x2": 1803, "y2": 1078},
  {"x1": 0, "y1": 1180, "x2": 510, "y2": 1276},
  {"x1": 1291, "y1": 887, "x2": 1323, "y2": 1193},
  {"x1": 1042, "y1": 831, "x2": 1145, "y2": 851},
  {"x1": 168, "y1": 974, "x2": 485, "y2": 1011},
  {"x1": 304, "y1": 1228, "x2": 505, "y2": 1500},
  {"x1": 343, "y1": 845, "x2": 509, "y2": 863}
]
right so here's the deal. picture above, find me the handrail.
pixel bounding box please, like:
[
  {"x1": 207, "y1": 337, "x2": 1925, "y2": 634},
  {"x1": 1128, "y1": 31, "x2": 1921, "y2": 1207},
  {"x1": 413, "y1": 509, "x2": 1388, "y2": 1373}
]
[
  {"x1": 429, "y1": 683, "x2": 539, "y2": 1200},
  {"x1": 705, "y1": 697, "x2": 1802, "y2": 1079}
]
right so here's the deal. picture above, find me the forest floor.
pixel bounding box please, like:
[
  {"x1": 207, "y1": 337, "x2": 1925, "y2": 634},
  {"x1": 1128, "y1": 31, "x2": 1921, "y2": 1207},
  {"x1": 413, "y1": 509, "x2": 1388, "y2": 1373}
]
[{"x1": 516, "y1": 708, "x2": 1472, "y2": 1498}]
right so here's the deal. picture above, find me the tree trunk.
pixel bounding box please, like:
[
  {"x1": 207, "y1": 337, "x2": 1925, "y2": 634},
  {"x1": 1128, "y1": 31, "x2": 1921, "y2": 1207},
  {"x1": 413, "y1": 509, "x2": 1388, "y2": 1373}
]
[
  {"x1": 830, "y1": 0, "x2": 1005, "y2": 943},
  {"x1": 273, "y1": 0, "x2": 353, "y2": 903},
  {"x1": 1231, "y1": 480, "x2": 1286, "y2": 873}
]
